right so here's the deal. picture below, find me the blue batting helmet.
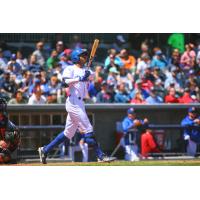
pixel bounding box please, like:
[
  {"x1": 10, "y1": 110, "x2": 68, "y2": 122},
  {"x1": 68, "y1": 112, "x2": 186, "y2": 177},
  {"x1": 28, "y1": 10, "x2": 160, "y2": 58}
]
[{"x1": 71, "y1": 48, "x2": 88, "y2": 63}]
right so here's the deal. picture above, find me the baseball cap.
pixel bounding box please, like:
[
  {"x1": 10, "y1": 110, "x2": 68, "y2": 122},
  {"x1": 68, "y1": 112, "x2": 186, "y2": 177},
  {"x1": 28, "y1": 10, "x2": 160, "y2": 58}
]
[
  {"x1": 11, "y1": 53, "x2": 16, "y2": 60},
  {"x1": 127, "y1": 108, "x2": 136, "y2": 115},
  {"x1": 188, "y1": 107, "x2": 198, "y2": 113},
  {"x1": 64, "y1": 49, "x2": 72, "y2": 56},
  {"x1": 155, "y1": 50, "x2": 162, "y2": 56}
]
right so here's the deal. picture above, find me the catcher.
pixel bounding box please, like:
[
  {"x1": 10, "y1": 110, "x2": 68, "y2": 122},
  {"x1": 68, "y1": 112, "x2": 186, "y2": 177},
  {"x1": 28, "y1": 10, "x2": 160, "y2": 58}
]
[
  {"x1": 121, "y1": 108, "x2": 148, "y2": 161},
  {"x1": 0, "y1": 98, "x2": 20, "y2": 164}
]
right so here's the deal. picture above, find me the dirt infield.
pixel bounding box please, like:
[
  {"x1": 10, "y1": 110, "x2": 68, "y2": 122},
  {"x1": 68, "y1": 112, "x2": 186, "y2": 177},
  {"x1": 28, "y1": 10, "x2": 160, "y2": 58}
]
[{"x1": 4, "y1": 159, "x2": 200, "y2": 166}]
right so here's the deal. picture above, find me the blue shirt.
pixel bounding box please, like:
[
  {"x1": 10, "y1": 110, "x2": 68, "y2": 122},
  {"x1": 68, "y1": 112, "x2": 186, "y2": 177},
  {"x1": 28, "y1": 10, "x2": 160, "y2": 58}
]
[
  {"x1": 151, "y1": 57, "x2": 168, "y2": 70},
  {"x1": 122, "y1": 116, "x2": 144, "y2": 145},
  {"x1": 145, "y1": 96, "x2": 163, "y2": 104},
  {"x1": 114, "y1": 92, "x2": 130, "y2": 103},
  {"x1": 181, "y1": 115, "x2": 200, "y2": 143}
]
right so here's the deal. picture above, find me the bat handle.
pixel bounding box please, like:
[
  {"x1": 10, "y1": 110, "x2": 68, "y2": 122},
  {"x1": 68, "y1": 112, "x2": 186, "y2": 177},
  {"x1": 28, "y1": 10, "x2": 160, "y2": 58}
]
[{"x1": 87, "y1": 57, "x2": 94, "y2": 69}]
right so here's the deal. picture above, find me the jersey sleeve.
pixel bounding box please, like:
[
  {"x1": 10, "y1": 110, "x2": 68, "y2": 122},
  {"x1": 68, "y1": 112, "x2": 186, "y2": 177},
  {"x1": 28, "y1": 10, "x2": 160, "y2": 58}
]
[{"x1": 62, "y1": 67, "x2": 79, "y2": 85}]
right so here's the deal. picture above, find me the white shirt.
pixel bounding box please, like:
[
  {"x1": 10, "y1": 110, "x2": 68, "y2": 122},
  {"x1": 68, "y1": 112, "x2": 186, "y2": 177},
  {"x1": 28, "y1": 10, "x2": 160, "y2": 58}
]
[
  {"x1": 28, "y1": 94, "x2": 47, "y2": 104},
  {"x1": 62, "y1": 65, "x2": 92, "y2": 99}
]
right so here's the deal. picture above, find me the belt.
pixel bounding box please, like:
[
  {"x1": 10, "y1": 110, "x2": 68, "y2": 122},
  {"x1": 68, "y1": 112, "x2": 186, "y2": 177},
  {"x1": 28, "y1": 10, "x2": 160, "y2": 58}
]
[{"x1": 69, "y1": 95, "x2": 83, "y2": 100}]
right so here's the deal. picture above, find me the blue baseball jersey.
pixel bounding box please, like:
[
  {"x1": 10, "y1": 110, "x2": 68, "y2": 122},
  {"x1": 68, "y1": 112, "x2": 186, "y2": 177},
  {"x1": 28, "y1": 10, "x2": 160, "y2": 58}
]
[
  {"x1": 122, "y1": 116, "x2": 144, "y2": 145},
  {"x1": 181, "y1": 115, "x2": 200, "y2": 143}
]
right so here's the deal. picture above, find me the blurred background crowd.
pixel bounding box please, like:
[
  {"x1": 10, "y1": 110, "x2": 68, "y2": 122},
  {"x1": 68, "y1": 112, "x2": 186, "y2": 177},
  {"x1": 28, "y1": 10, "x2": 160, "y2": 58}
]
[{"x1": 0, "y1": 33, "x2": 200, "y2": 104}]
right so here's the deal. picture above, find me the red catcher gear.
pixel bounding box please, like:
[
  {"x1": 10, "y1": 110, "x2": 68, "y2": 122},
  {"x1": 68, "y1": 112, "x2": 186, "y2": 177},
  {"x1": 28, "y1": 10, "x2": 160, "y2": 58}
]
[{"x1": 141, "y1": 131, "x2": 160, "y2": 158}]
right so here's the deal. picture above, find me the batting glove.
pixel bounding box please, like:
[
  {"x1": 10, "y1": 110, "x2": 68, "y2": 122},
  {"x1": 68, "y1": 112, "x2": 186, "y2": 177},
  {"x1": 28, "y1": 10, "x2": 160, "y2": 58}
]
[{"x1": 79, "y1": 70, "x2": 91, "y2": 82}]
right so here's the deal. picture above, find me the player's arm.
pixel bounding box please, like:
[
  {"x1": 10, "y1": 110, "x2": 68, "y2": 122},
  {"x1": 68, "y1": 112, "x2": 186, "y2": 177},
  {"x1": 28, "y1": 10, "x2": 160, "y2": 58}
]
[{"x1": 122, "y1": 119, "x2": 134, "y2": 133}]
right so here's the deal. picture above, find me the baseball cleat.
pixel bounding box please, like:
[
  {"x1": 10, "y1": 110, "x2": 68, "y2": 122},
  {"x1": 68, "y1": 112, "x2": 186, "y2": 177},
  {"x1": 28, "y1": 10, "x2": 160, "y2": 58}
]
[
  {"x1": 38, "y1": 147, "x2": 47, "y2": 164},
  {"x1": 97, "y1": 155, "x2": 116, "y2": 163}
]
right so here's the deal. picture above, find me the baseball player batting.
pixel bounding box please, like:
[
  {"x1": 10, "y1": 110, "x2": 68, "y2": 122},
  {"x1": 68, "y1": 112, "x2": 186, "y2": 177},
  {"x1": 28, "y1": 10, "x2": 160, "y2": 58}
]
[{"x1": 38, "y1": 44, "x2": 116, "y2": 164}]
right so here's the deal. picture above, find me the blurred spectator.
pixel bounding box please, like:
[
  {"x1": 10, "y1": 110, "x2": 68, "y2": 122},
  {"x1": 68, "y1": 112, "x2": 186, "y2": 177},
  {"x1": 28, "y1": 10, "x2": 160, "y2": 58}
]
[
  {"x1": 145, "y1": 87, "x2": 163, "y2": 104},
  {"x1": 167, "y1": 33, "x2": 185, "y2": 54},
  {"x1": 180, "y1": 43, "x2": 196, "y2": 73},
  {"x1": 28, "y1": 54, "x2": 42, "y2": 73},
  {"x1": 88, "y1": 81, "x2": 101, "y2": 103},
  {"x1": 140, "y1": 42, "x2": 150, "y2": 58},
  {"x1": 107, "y1": 67, "x2": 120, "y2": 88},
  {"x1": 8, "y1": 90, "x2": 27, "y2": 104},
  {"x1": 119, "y1": 49, "x2": 136, "y2": 73},
  {"x1": 114, "y1": 82, "x2": 130, "y2": 103},
  {"x1": 19, "y1": 70, "x2": 33, "y2": 99},
  {"x1": 0, "y1": 48, "x2": 7, "y2": 72},
  {"x1": 118, "y1": 67, "x2": 133, "y2": 92},
  {"x1": 32, "y1": 41, "x2": 46, "y2": 68},
  {"x1": 164, "y1": 66, "x2": 182, "y2": 92},
  {"x1": 151, "y1": 50, "x2": 168, "y2": 72},
  {"x1": 58, "y1": 49, "x2": 73, "y2": 72},
  {"x1": 55, "y1": 41, "x2": 64, "y2": 55},
  {"x1": 104, "y1": 49, "x2": 124, "y2": 72},
  {"x1": 178, "y1": 88, "x2": 195, "y2": 104},
  {"x1": 181, "y1": 107, "x2": 200, "y2": 156},
  {"x1": 46, "y1": 75, "x2": 62, "y2": 103},
  {"x1": 0, "y1": 71, "x2": 17, "y2": 100},
  {"x1": 136, "y1": 54, "x2": 151, "y2": 78},
  {"x1": 46, "y1": 50, "x2": 59, "y2": 72},
  {"x1": 70, "y1": 35, "x2": 83, "y2": 49},
  {"x1": 7, "y1": 54, "x2": 22, "y2": 75},
  {"x1": 196, "y1": 45, "x2": 200, "y2": 71},
  {"x1": 164, "y1": 87, "x2": 179, "y2": 103},
  {"x1": 168, "y1": 49, "x2": 181, "y2": 67},
  {"x1": 94, "y1": 65, "x2": 104, "y2": 83},
  {"x1": 16, "y1": 50, "x2": 28, "y2": 71},
  {"x1": 130, "y1": 90, "x2": 146, "y2": 104},
  {"x1": 51, "y1": 62, "x2": 63, "y2": 82},
  {"x1": 130, "y1": 79, "x2": 149, "y2": 100},
  {"x1": 96, "y1": 81, "x2": 112, "y2": 103},
  {"x1": 28, "y1": 86, "x2": 47, "y2": 104},
  {"x1": 112, "y1": 34, "x2": 129, "y2": 52}
]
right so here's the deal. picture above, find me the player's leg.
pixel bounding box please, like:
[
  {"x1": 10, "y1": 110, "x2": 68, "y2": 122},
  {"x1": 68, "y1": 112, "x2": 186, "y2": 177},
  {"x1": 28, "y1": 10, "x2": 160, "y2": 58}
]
[
  {"x1": 130, "y1": 144, "x2": 140, "y2": 161},
  {"x1": 38, "y1": 114, "x2": 78, "y2": 164},
  {"x1": 186, "y1": 139, "x2": 197, "y2": 156},
  {"x1": 79, "y1": 140, "x2": 88, "y2": 162},
  {"x1": 77, "y1": 109, "x2": 116, "y2": 162}
]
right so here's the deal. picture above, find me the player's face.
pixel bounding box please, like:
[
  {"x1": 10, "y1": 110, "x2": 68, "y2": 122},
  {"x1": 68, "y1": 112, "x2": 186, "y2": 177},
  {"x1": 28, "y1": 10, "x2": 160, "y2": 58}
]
[
  {"x1": 128, "y1": 113, "x2": 136, "y2": 120},
  {"x1": 79, "y1": 54, "x2": 88, "y2": 66},
  {"x1": 189, "y1": 112, "x2": 197, "y2": 119}
]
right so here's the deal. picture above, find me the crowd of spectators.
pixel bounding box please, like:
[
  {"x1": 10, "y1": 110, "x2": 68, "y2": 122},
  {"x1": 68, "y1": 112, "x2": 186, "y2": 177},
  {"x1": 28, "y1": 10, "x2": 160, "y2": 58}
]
[{"x1": 0, "y1": 34, "x2": 200, "y2": 104}]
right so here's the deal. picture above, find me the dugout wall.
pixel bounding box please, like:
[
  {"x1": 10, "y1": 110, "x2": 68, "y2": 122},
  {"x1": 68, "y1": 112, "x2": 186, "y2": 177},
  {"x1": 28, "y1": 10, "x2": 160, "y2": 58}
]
[{"x1": 7, "y1": 104, "x2": 200, "y2": 159}]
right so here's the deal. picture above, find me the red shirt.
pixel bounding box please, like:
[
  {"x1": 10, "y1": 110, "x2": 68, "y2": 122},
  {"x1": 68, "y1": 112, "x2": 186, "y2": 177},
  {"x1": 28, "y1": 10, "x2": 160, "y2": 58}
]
[
  {"x1": 178, "y1": 93, "x2": 193, "y2": 104},
  {"x1": 165, "y1": 95, "x2": 179, "y2": 103},
  {"x1": 141, "y1": 131, "x2": 160, "y2": 157}
]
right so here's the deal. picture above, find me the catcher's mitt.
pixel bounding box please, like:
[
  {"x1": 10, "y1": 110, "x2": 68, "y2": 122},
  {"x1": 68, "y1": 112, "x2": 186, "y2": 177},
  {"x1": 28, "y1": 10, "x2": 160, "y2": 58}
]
[{"x1": 134, "y1": 119, "x2": 142, "y2": 127}]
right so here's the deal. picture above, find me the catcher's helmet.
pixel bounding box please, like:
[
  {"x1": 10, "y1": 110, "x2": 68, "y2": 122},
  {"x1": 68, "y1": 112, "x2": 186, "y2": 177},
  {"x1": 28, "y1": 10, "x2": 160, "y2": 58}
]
[{"x1": 71, "y1": 48, "x2": 88, "y2": 63}]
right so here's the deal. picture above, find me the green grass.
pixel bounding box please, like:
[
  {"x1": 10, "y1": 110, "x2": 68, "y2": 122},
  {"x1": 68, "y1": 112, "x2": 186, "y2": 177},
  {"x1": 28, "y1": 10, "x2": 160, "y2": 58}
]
[{"x1": 11, "y1": 159, "x2": 200, "y2": 166}]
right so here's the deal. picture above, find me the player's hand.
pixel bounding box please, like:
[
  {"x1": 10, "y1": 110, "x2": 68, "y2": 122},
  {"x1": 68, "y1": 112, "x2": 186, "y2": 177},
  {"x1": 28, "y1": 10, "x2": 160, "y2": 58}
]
[
  {"x1": 194, "y1": 119, "x2": 200, "y2": 125},
  {"x1": 143, "y1": 118, "x2": 149, "y2": 124},
  {"x1": 79, "y1": 70, "x2": 91, "y2": 82},
  {"x1": 133, "y1": 119, "x2": 142, "y2": 127}
]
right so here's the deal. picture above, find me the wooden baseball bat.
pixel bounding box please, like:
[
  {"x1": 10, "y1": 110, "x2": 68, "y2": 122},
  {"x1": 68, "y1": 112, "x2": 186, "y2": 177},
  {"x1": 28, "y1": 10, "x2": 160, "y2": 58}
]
[{"x1": 87, "y1": 39, "x2": 99, "y2": 69}]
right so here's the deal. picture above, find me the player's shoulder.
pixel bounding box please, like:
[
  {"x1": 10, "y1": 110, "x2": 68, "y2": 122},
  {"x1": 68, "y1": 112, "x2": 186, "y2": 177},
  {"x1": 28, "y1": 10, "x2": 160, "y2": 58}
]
[{"x1": 64, "y1": 64, "x2": 75, "y2": 71}]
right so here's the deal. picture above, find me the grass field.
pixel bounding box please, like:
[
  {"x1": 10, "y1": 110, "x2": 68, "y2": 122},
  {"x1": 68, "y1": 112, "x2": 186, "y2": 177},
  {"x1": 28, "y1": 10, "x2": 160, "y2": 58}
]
[{"x1": 9, "y1": 159, "x2": 200, "y2": 166}]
